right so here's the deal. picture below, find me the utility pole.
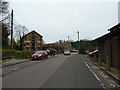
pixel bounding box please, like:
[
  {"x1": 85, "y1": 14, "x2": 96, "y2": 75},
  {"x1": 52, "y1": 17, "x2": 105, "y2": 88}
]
[
  {"x1": 10, "y1": 9, "x2": 13, "y2": 49},
  {"x1": 68, "y1": 36, "x2": 69, "y2": 41},
  {"x1": 77, "y1": 31, "x2": 80, "y2": 53},
  {"x1": 68, "y1": 36, "x2": 70, "y2": 49}
]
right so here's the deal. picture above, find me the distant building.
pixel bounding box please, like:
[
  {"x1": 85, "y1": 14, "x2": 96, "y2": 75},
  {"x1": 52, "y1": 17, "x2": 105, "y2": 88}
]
[
  {"x1": 56, "y1": 43, "x2": 70, "y2": 50},
  {"x1": 21, "y1": 30, "x2": 43, "y2": 51}
]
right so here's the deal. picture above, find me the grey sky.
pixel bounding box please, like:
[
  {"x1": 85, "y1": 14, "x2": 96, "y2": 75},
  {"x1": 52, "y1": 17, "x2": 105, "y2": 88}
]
[{"x1": 9, "y1": 0, "x2": 118, "y2": 43}]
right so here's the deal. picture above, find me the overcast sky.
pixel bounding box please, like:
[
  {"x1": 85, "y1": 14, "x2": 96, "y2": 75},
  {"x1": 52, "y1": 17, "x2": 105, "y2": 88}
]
[{"x1": 8, "y1": 0, "x2": 119, "y2": 44}]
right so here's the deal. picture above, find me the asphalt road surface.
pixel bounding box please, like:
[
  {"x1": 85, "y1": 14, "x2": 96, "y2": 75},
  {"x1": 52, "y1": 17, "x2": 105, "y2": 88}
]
[
  {"x1": 2, "y1": 54, "x2": 119, "y2": 88},
  {"x1": 41, "y1": 54, "x2": 102, "y2": 88}
]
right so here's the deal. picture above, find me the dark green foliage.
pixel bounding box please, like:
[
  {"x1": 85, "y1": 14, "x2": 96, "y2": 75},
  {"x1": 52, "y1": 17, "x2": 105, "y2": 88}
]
[
  {"x1": 71, "y1": 40, "x2": 96, "y2": 53},
  {"x1": 2, "y1": 50, "x2": 32, "y2": 59},
  {"x1": 54, "y1": 45, "x2": 64, "y2": 52},
  {"x1": 71, "y1": 41, "x2": 79, "y2": 50},
  {"x1": 15, "y1": 50, "x2": 32, "y2": 59},
  {"x1": 2, "y1": 23, "x2": 10, "y2": 49},
  {"x1": 13, "y1": 40, "x2": 20, "y2": 50}
]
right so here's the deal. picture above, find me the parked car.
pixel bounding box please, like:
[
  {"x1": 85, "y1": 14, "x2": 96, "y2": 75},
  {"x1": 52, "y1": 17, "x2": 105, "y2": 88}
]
[
  {"x1": 71, "y1": 50, "x2": 79, "y2": 54},
  {"x1": 64, "y1": 50, "x2": 71, "y2": 55},
  {"x1": 31, "y1": 50, "x2": 48, "y2": 60},
  {"x1": 88, "y1": 50, "x2": 98, "y2": 57}
]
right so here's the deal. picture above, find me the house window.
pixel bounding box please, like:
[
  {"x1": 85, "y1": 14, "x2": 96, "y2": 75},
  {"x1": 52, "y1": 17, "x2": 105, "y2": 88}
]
[
  {"x1": 32, "y1": 40, "x2": 35, "y2": 43},
  {"x1": 26, "y1": 43, "x2": 29, "y2": 45},
  {"x1": 32, "y1": 32, "x2": 35, "y2": 39},
  {"x1": 31, "y1": 46, "x2": 35, "y2": 51},
  {"x1": 25, "y1": 36, "x2": 27, "y2": 40},
  {"x1": 27, "y1": 47, "x2": 29, "y2": 49},
  {"x1": 38, "y1": 47, "x2": 40, "y2": 49}
]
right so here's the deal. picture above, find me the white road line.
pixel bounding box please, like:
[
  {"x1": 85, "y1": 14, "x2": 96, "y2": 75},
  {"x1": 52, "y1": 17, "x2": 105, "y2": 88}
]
[{"x1": 84, "y1": 61, "x2": 106, "y2": 89}]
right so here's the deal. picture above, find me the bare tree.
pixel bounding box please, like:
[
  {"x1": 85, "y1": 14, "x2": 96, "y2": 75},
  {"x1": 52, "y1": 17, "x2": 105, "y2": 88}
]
[
  {"x1": 0, "y1": 0, "x2": 11, "y2": 28},
  {"x1": 1, "y1": 0, "x2": 11, "y2": 49},
  {"x1": 14, "y1": 24, "x2": 29, "y2": 50},
  {"x1": 14, "y1": 24, "x2": 29, "y2": 41}
]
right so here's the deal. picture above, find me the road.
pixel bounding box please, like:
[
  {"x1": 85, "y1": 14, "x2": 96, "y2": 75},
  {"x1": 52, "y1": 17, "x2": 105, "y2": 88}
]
[{"x1": 2, "y1": 54, "x2": 119, "y2": 88}]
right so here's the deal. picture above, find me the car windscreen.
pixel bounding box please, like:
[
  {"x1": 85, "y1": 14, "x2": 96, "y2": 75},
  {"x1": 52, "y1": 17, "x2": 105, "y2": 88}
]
[
  {"x1": 35, "y1": 51, "x2": 45, "y2": 54},
  {"x1": 64, "y1": 50, "x2": 70, "y2": 52}
]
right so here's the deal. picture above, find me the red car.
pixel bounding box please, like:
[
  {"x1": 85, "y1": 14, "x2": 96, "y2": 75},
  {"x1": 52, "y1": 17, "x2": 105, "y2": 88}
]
[{"x1": 32, "y1": 51, "x2": 48, "y2": 60}]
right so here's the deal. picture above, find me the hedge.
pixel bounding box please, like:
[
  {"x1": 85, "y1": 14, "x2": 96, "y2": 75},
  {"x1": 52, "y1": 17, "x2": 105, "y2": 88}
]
[
  {"x1": 2, "y1": 50, "x2": 33, "y2": 60},
  {"x1": 15, "y1": 50, "x2": 32, "y2": 59}
]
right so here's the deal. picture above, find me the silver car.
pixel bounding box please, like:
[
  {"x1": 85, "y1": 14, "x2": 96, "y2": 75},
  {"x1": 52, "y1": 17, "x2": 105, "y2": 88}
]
[{"x1": 64, "y1": 50, "x2": 71, "y2": 55}]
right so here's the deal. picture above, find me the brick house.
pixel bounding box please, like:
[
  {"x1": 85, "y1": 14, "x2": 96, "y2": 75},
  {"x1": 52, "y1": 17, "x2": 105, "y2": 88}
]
[{"x1": 21, "y1": 30, "x2": 43, "y2": 51}]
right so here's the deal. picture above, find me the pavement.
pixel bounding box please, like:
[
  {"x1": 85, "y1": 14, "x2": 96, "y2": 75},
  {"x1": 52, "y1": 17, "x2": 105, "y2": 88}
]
[
  {"x1": 1, "y1": 54, "x2": 61, "y2": 68},
  {"x1": 93, "y1": 62, "x2": 120, "y2": 83},
  {"x1": 1, "y1": 58, "x2": 31, "y2": 68},
  {"x1": 82, "y1": 55, "x2": 120, "y2": 88}
]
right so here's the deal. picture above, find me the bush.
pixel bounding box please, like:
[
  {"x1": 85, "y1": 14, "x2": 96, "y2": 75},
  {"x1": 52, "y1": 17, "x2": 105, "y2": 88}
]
[
  {"x1": 15, "y1": 50, "x2": 32, "y2": 59},
  {"x1": 2, "y1": 50, "x2": 33, "y2": 60},
  {"x1": 15, "y1": 51, "x2": 22, "y2": 59}
]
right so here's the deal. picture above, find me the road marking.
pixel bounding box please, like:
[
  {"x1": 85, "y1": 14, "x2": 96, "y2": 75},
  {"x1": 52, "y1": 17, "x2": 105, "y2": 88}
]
[{"x1": 84, "y1": 61, "x2": 106, "y2": 89}]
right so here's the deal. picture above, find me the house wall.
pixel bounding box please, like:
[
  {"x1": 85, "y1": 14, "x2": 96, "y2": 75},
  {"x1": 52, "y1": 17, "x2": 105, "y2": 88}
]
[
  {"x1": 34, "y1": 33, "x2": 43, "y2": 50},
  {"x1": 97, "y1": 39, "x2": 106, "y2": 64},
  {"x1": 97, "y1": 36, "x2": 120, "y2": 70},
  {"x1": 22, "y1": 31, "x2": 43, "y2": 51},
  {"x1": 104, "y1": 39, "x2": 111, "y2": 65},
  {"x1": 111, "y1": 35, "x2": 120, "y2": 69},
  {"x1": 96, "y1": 24, "x2": 120, "y2": 70}
]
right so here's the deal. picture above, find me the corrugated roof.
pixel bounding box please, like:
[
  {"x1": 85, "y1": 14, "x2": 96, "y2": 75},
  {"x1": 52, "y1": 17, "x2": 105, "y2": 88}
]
[
  {"x1": 94, "y1": 23, "x2": 120, "y2": 41},
  {"x1": 108, "y1": 23, "x2": 120, "y2": 32}
]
